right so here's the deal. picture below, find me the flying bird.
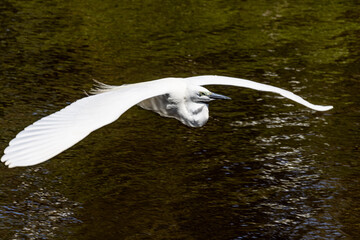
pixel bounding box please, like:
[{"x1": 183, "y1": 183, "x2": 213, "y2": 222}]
[{"x1": 1, "y1": 75, "x2": 333, "y2": 168}]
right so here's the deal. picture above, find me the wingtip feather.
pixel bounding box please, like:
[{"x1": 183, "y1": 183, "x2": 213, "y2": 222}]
[{"x1": 313, "y1": 105, "x2": 333, "y2": 111}]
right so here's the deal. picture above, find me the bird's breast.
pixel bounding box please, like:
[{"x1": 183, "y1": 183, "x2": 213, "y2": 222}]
[{"x1": 182, "y1": 102, "x2": 209, "y2": 127}]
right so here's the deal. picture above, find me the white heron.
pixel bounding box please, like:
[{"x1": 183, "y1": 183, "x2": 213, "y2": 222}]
[{"x1": 1, "y1": 75, "x2": 333, "y2": 168}]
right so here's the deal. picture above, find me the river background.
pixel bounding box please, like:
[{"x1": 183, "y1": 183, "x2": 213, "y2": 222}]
[{"x1": 0, "y1": 0, "x2": 359, "y2": 239}]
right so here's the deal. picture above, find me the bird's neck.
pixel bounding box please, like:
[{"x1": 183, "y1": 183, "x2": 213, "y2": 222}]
[{"x1": 181, "y1": 102, "x2": 209, "y2": 127}]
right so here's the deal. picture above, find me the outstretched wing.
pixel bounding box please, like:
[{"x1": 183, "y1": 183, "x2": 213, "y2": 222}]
[
  {"x1": 1, "y1": 78, "x2": 181, "y2": 168},
  {"x1": 186, "y1": 75, "x2": 333, "y2": 111}
]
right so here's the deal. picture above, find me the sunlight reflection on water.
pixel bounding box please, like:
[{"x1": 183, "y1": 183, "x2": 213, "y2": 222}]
[{"x1": 1, "y1": 168, "x2": 82, "y2": 239}]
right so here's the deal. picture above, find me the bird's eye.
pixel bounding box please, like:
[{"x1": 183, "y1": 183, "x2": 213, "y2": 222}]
[{"x1": 199, "y1": 91, "x2": 207, "y2": 96}]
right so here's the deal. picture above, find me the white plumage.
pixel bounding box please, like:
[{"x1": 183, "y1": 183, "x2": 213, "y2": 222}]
[{"x1": 1, "y1": 75, "x2": 333, "y2": 168}]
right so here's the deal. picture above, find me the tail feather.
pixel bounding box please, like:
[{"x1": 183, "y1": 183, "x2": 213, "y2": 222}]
[{"x1": 89, "y1": 79, "x2": 125, "y2": 95}]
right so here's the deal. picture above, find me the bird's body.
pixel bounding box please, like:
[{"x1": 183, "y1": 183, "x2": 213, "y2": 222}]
[
  {"x1": 137, "y1": 82, "x2": 213, "y2": 127},
  {"x1": 1, "y1": 75, "x2": 333, "y2": 168},
  {"x1": 138, "y1": 93, "x2": 210, "y2": 127}
]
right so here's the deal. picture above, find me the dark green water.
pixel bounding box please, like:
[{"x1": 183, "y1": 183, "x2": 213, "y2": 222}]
[{"x1": 1, "y1": 0, "x2": 359, "y2": 239}]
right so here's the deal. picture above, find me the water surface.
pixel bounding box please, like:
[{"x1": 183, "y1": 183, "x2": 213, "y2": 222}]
[{"x1": 1, "y1": 0, "x2": 359, "y2": 239}]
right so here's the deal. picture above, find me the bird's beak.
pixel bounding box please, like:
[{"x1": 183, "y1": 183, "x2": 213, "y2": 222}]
[{"x1": 209, "y1": 92, "x2": 231, "y2": 100}]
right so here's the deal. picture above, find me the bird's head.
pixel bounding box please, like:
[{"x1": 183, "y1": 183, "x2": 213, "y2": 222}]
[{"x1": 189, "y1": 85, "x2": 231, "y2": 103}]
